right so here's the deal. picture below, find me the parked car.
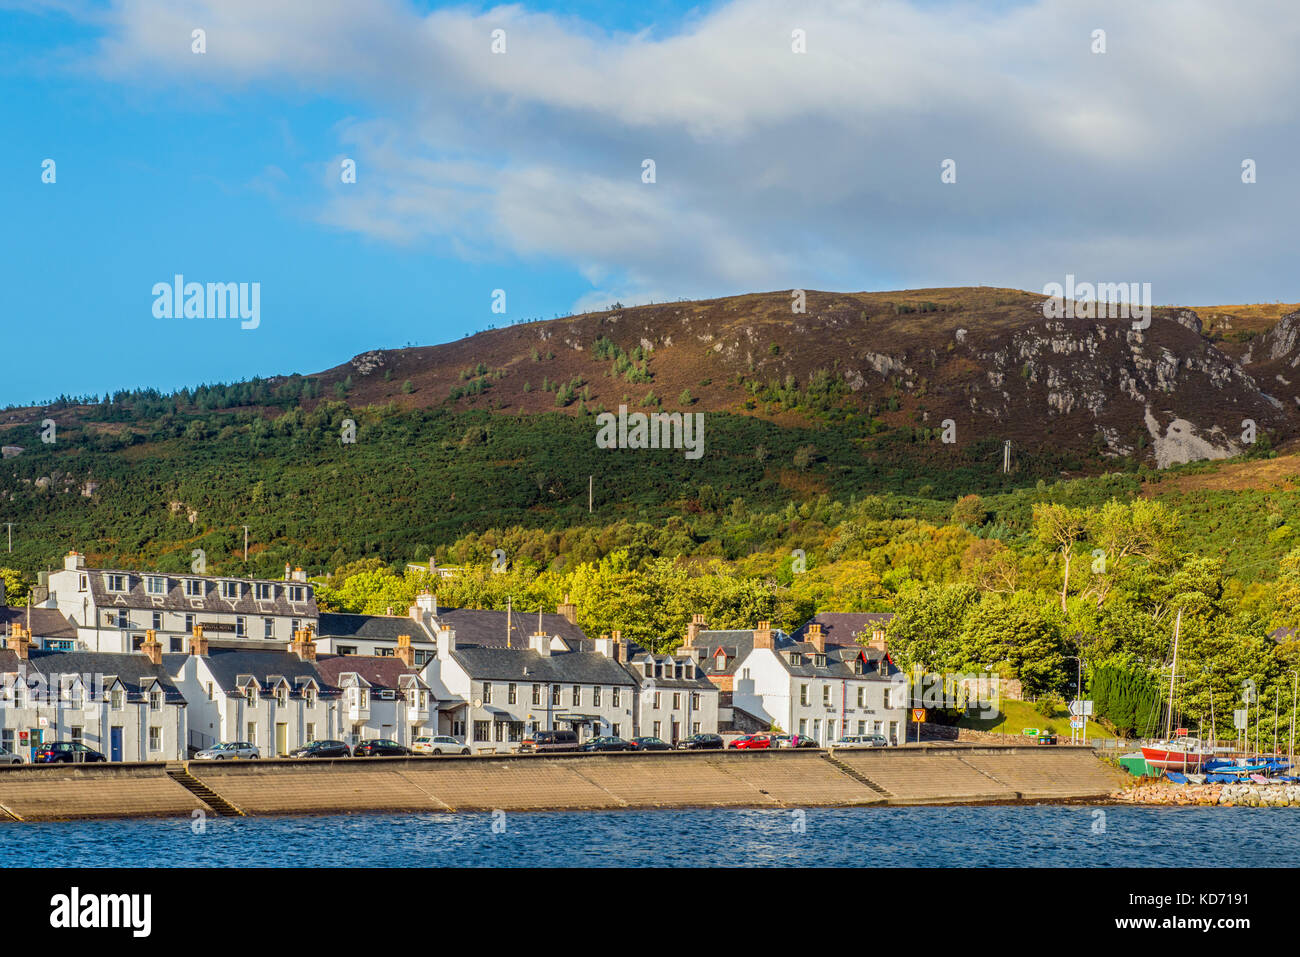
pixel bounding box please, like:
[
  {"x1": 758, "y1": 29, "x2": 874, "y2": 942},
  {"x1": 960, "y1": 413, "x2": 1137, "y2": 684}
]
[
  {"x1": 519, "y1": 730, "x2": 580, "y2": 753},
  {"x1": 773, "y1": 734, "x2": 796, "y2": 748},
  {"x1": 0, "y1": 746, "x2": 23, "y2": 765},
  {"x1": 289, "y1": 740, "x2": 352, "y2": 758},
  {"x1": 33, "y1": 742, "x2": 106, "y2": 764},
  {"x1": 579, "y1": 735, "x2": 633, "y2": 752},
  {"x1": 194, "y1": 741, "x2": 260, "y2": 760},
  {"x1": 412, "y1": 735, "x2": 470, "y2": 756},
  {"x1": 676, "y1": 733, "x2": 724, "y2": 751},
  {"x1": 792, "y1": 734, "x2": 821, "y2": 749},
  {"x1": 728, "y1": 734, "x2": 775, "y2": 750},
  {"x1": 353, "y1": 739, "x2": 411, "y2": 757},
  {"x1": 627, "y1": 736, "x2": 671, "y2": 751},
  {"x1": 831, "y1": 734, "x2": 889, "y2": 750},
  {"x1": 1036, "y1": 734, "x2": 1058, "y2": 746}
]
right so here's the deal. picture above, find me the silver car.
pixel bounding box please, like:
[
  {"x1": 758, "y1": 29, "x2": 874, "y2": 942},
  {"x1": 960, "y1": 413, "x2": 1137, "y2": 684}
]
[
  {"x1": 195, "y1": 741, "x2": 260, "y2": 760},
  {"x1": 0, "y1": 746, "x2": 23, "y2": 765},
  {"x1": 831, "y1": 734, "x2": 890, "y2": 750}
]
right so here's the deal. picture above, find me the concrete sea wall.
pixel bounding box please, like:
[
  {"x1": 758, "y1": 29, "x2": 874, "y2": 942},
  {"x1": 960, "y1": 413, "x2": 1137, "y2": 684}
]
[{"x1": 0, "y1": 746, "x2": 1125, "y2": 821}]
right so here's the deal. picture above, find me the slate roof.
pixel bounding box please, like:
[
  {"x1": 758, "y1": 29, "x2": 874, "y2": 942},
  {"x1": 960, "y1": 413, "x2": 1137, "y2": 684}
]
[
  {"x1": 1, "y1": 607, "x2": 79, "y2": 640},
  {"x1": 0, "y1": 648, "x2": 186, "y2": 703},
  {"x1": 83, "y1": 569, "x2": 318, "y2": 618},
  {"x1": 623, "y1": 644, "x2": 716, "y2": 690},
  {"x1": 318, "y1": 613, "x2": 433, "y2": 642},
  {"x1": 316, "y1": 654, "x2": 427, "y2": 692},
  {"x1": 450, "y1": 646, "x2": 636, "y2": 686},
  {"x1": 689, "y1": 627, "x2": 896, "y2": 681},
  {"x1": 164, "y1": 643, "x2": 338, "y2": 697},
  {"x1": 691, "y1": 629, "x2": 787, "y2": 678},
  {"x1": 790, "y1": 612, "x2": 894, "y2": 646},
  {"x1": 438, "y1": 608, "x2": 590, "y2": 650}
]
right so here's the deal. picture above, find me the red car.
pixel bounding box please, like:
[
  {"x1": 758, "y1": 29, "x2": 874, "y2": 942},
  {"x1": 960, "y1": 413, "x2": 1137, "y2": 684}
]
[{"x1": 728, "y1": 734, "x2": 775, "y2": 750}]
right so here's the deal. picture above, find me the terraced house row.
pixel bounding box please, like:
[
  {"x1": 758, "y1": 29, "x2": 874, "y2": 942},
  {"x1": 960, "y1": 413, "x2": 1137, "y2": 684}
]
[{"x1": 0, "y1": 552, "x2": 907, "y2": 760}]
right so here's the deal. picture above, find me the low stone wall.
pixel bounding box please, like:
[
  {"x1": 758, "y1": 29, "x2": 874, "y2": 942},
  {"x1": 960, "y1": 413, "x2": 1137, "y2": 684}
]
[
  {"x1": 0, "y1": 762, "x2": 206, "y2": 821},
  {"x1": 1115, "y1": 781, "x2": 1300, "y2": 807}
]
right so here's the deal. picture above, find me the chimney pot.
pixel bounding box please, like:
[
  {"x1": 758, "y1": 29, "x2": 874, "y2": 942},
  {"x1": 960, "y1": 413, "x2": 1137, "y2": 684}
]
[
  {"x1": 141, "y1": 628, "x2": 163, "y2": 666},
  {"x1": 189, "y1": 624, "x2": 209, "y2": 657},
  {"x1": 395, "y1": 634, "x2": 415, "y2": 668}
]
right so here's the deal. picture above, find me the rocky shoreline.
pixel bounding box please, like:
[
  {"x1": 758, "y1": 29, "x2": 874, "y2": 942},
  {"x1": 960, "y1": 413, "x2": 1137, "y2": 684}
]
[{"x1": 1114, "y1": 781, "x2": 1300, "y2": 807}]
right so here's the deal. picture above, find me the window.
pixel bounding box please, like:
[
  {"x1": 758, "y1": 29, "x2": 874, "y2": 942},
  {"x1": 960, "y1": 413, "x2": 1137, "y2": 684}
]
[
  {"x1": 247, "y1": 723, "x2": 257, "y2": 745},
  {"x1": 571, "y1": 685, "x2": 580, "y2": 706},
  {"x1": 222, "y1": 581, "x2": 240, "y2": 599},
  {"x1": 653, "y1": 691, "x2": 662, "y2": 709},
  {"x1": 151, "y1": 612, "x2": 163, "y2": 630},
  {"x1": 185, "y1": 579, "x2": 203, "y2": 597},
  {"x1": 652, "y1": 721, "x2": 661, "y2": 737},
  {"x1": 692, "y1": 722, "x2": 700, "y2": 734},
  {"x1": 247, "y1": 685, "x2": 259, "y2": 706},
  {"x1": 494, "y1": 722, "x2": 505, "y2": 742},
  {"x1": 107, "y1": 573, "x2": 127, "y2": 592},
  {"x1": 291, "y1": 618, "x2": 301, "y2": 633},
  {"x1": 114, "y1": 611, "x2": 129, "y2": 629},
  {"x1": 306, "y1": 688, "x2": 317, "y2": 707},
  {"x1": 149, "y1": 691, "x2": 162, "y2": 712},
  {"x1": 798, "y1": 718, "x2": 807, "y2": 736},
  {"x1": 858, "y1": 721, "x2": 867, "y2": 735},
  {"x1": 185, "y1": 613, "x2": 195, "y2": 632},
  {"x1": 235, "y1": 617, "x2": 246, "y2": 637},
  {"x1": 822, "y1": 686, "x2": 831, "y2": 706},
  {"x1": 205, "y1": 683, "x2": 213, "y2": 701},
  {"x1": 147, "y1": 576, "x2": 166, "y2": 595},
  {"x1": 472, "y1": 720, "x2": 490, "y2": 742},
  {"x1": 288, "y1": 585, "x2": 305, "y2": 603},
  {"x1": 264, "y1": 618, "x2": 274, "y2": 639},
  {"x1": 741, "y1": 667, "x2": 750, "y2": 679},
  {"x1": 672, "y1": 693, "x2": 681, "y2": 710},
  {"x1": 414, "y1": 651, "x2": 429, "y2": 666},
  {"x1": 276, "y1": 688, "x2": 288, "y2": 707},
  {"x1": 482, "y1": 682, "x2": 492, "y2": 704},
  {"x1": 857, "y1": 687, "x2": 866, "y2": 708},
  {"x1": 337, "y1": 645, "x2": 357, "y2": 656},
  {"x1": 551, "y1": 685, "x2": 561, "y2": 706},
  {"x1": 507, "y1": 683, "x2": 517, "y2": 705},
  {"x1": 691, "y1": 693, "x2": 701, "y2": 710},
  {"x1": 111, "y1": 688, "x2": 124, "y2": 711},
  {"x1": 1, "y1": 730, "x2": 13, "y2": 753},
  {"x1": 532, "y1": 684, "x2": 541, "y2": 706},
  {"x1": 356, "y1": 689, "x2": 368, "y2": 709},
  {"x1": 883, "y1": 688, "x2": 893, "y2": 709},
  {"x1": 70, "y1": 726, "x2": 83, "y2": 744},
  {"x1": 306, "y1": 723, "x2": 316, "y2": 740},
  {"x1": 256, "y1": 582, "x2": 273, "y2": 600},
  {"x1": 78, "y1": 574, "x2": 87, "y2": 591},
  {"x1": 376, "y1": 647, "x2": 394, "y2": 657},
  {"x1": 612, "y1": 723, "x2": 621, "y2": 737},
  {"x1": 148, "y1": 727, "x2": 161, "y2": 752},
  {"x1": 593, "y1": 686, "x2": 601, "y2": 707},
  {"x1": 800, "y1": 684, "x2": 809, "y2": 706},
  {"x1": 169, "y1": 636, "x2": 182, "y2": 653},
  {"x1": 508, "y1": 722, "x2": 524, "y2": 742},
  {"x1": 611, "y1": 687, "x2": 621, "y2": 708}
]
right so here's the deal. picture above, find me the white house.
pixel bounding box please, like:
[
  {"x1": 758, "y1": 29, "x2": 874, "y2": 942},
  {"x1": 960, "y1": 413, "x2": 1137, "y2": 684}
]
[
  {"x1": 0, "y1": 624, "x2": 188, "y2": 761},
  {"x1": 424, "y1": 626, "x2": 638, "y2": 752},
  {"x1": 619, "y1": 634, "x2": 720, "y2": 742},
  {"x1": 44, "y1": 551, "x2": 319, "y2": 653},
  {"x1": 165, "y1": 626, "x2": 337, "y2": 756},
  {"x1": 683, "y1": 618, "x2": 906, "y2": 745},
  {"x1": 315, "y1": 637, "x2": 435, "y2": 748}
]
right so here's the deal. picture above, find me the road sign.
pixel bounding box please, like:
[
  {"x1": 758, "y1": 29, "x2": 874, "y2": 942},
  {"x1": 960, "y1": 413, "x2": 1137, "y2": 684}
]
[
  {"x1": 1233, "y1": 709, "x2": 1248, "y2": 730},
  {"x1": 1069, "y1": 716, "x2": 1084, "y2": 730},
  {"x1": 1068, "y1": 700, "x2": 1094, "y2": 716},
  {"x1": 1022, "y1": 728, "x2": 1040, "y2": 736},
  {"x1": 911, "y1": 708, "x2": 926, "y2": 723},
  {"x1": 1174, "y1": 728, "x2": 1188, "y2": 736}
]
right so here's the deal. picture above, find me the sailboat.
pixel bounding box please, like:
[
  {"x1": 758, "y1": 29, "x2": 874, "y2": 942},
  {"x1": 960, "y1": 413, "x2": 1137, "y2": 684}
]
[{"x1": 1141, "y1": 609, "x2": 1214, "y2": 772}]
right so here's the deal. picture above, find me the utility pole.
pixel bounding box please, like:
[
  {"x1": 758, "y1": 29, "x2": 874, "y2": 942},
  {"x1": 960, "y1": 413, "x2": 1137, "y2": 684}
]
[
  {"x1": 1002, "y1": 440, "x2": 1010, "y2": 475},
  {"x1": 5, "y1": 522, "x2": 11, "y2": 553},
  {"x1": 242, "y1": 525, "x2": 250, "y2": 563},
  {"x1": 588, "y1": 475, "x2": 593, "y2": 514}
]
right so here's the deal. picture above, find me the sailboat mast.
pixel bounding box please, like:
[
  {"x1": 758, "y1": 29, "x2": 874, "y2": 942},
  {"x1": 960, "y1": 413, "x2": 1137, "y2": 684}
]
[{"x1": 1166, "y1": 609, "x2": 1182, "y2": 739}]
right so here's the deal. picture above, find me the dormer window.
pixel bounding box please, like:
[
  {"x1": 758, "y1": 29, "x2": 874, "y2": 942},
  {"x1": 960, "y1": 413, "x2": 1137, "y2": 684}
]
[
  {"x1": 221, "y1": 581, "x2": 240, "y2": 599},
  {"x1": 288, "y1": 585, "x2": 305, "y2": 603},
  {"x1": 276, "y1": 687, "x2": 288, "y2": 707},
  {"x1": 107, "y1": 573, "x2": 128, "y2": 592},
  {"x1": 146, "y1": 576, "x2": 167, "y2": 595},
  {"x1": 150, "y1": 690, "x2": 162, "y2": 711},
  {"x1": 255, "y1": 582, "x2": 273, "y2": 600},
  {"x1": 854, "y1": 659, "x2": 865, "y2": 675},
  {"x1": 110, "y1": 688, "x2": 123, "y2": 710},
  {"x1": 684, "y1": 662, "x2": 695, "y2": 679},
  {"x1": 305, "y1": 687, "x2": 317, "y2": 707},
  {"x1": 247, "y1": 685, "x2": 259, "y2": 705},
  {"x1": 789, "y1": 652, "x2": 801, "y2": 665},
  {"x1": 185, "y1": 579, "x2": 203, "y2": 597}
]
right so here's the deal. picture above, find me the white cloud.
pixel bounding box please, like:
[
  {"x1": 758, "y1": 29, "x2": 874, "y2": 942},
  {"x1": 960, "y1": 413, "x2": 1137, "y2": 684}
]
[{"x1": 88, "y1": 0, "x2": 1300, "y2": 307}]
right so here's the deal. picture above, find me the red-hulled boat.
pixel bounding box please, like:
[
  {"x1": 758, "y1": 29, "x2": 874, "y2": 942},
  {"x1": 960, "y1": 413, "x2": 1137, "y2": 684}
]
[{"x1": 1141, "y1": 737, "x2": 1213, "y2": 771}]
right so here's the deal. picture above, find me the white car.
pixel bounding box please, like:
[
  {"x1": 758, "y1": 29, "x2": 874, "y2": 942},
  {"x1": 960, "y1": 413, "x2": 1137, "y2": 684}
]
[
  {"x1": 412, "y1": 735, "x2": 470, "y2": 756},
  {"x1": 831, "y1": 734, "x2": 890, "y2": 750},
  {"x1": 194, "y1": 741, "x2": 260, "y2": 760},
  {"x1": 0, "y1": 746, "x2": 23, "y2": 765}
]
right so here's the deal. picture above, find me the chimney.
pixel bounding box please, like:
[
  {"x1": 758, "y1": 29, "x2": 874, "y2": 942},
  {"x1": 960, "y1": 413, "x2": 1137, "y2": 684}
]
[
  {"x1": 283, "y1": 563, "x2": 291, "y2": 581},
  {"x1": 415, "y1": 591, "x2": 436, "y2": 617},
  {"x1": 685, "y1": 612, "x2": 705, "y2": 647},
  {"x1": 10, "y1": 623, "x2": 30, "y2": 660},
  {"x1": 292, "y1": 566, "x2": 307, "y2": 583},
  {"x1": 614, "y1": 638, "x2": 626, "y2": 664},
  {"x1": 868, "y1": 627, "x2": 888, "y2": 653},
  {"x1": 395, "y1": 634, "x2": 415, "y2": 669},
  {"x1": 594, "y1": 633, "x2": 614, "y2": 659},
  {"x1": 291, "y1": 626, "x2": 317, "y2": 662},
  {"x1": 64, "y1": 550, "x2": 85, "y2": 571},
  {"x1": 141, "y1": 628, "x2": 163, "y2": 666},
  {"x1": 807, "y1": 622, "x2": 825, "y2": 654},
  {"x1": 557, "y1": 594, "x2": 577, "y2": 625},
  {"x1": 530, "y1": 629, "x2": 551, "y2": 657},
  {"x1": 753, "y1": 621, "x2": 774, "y2": 650},
  {"x1": 436, "y1": 626, "x2": 456, "y2": 660},
  {"x1": 189, "y1": 624, "x2": 209, "y2": 657}
]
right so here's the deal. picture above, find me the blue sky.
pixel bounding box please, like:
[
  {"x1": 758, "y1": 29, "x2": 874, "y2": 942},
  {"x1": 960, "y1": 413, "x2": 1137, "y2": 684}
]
[{"x1": 3, "y1": 0, "x2": 1299, "y2": 407}]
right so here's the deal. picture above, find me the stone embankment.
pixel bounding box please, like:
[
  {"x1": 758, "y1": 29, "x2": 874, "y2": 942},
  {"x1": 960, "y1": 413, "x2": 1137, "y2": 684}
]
[{"x1": 1114, "y1": 781, "x2": 1300, "y2": 807}]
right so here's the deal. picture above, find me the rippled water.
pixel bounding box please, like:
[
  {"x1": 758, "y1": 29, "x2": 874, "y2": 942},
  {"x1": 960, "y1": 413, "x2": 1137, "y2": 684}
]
[{"x1": 2, "y1": 805, "x2": 1295, "y2": 867}]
